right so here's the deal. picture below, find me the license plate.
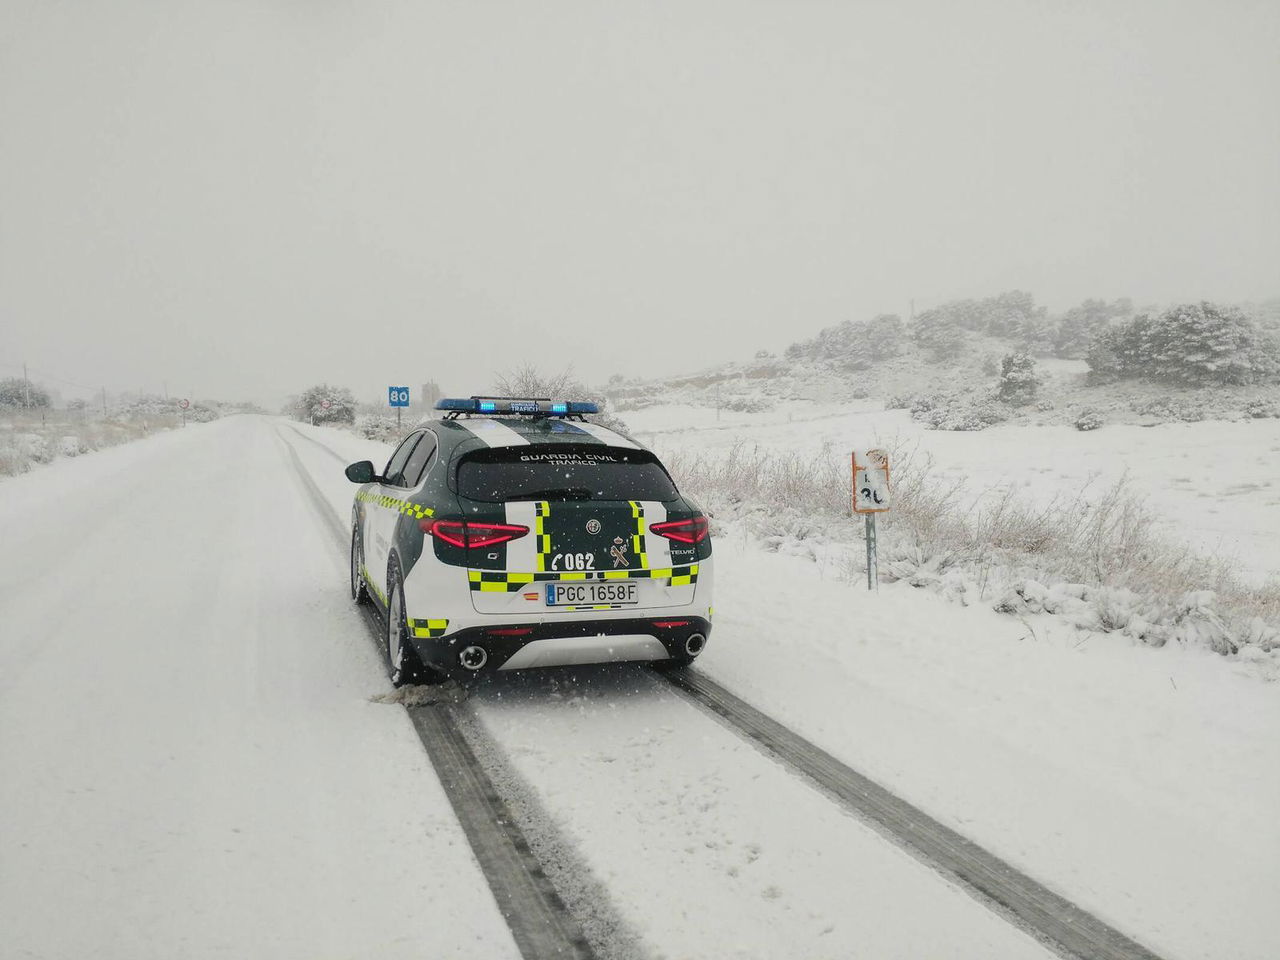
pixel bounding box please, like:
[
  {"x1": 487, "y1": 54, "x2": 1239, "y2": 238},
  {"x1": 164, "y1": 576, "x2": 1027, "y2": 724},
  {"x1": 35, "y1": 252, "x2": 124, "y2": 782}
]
[{"x1": 546, "y1": 582, "x2": 638, "y2": 606}]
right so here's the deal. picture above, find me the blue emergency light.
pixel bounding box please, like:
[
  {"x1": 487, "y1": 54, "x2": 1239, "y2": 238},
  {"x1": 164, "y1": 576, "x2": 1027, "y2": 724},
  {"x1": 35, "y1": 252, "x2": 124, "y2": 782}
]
[{"x1": 435, "y1": 397, "x2": 599, "y2": 417}]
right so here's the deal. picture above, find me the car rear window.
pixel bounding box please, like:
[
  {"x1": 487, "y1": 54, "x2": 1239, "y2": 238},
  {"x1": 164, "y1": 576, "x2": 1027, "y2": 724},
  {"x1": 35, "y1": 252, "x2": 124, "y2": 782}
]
[{"x1": 456, "y1": 445, "x2": 678, "y2": 503}]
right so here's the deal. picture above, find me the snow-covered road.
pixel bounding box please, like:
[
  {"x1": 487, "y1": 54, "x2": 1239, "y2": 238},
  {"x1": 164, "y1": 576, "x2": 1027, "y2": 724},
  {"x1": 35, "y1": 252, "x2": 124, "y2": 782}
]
[
  {"x1": 3, "y1": 415, "x2": 1275, "y2": 959},
  {"x1": 0, "y1": 418, "x2": 520, "y2": 959}
]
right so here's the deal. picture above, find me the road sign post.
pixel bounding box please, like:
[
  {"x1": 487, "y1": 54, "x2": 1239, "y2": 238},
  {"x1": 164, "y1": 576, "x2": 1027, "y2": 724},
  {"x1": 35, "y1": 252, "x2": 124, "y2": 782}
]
[
  {"x1": 388, "y1": 386, "x2": 409, "y2": 430},
  {"x1": 178, "y1": 397, "x2": 190, "y2": 427},
  {"x1": 852, "y1": 449, "x2": 891, "y2": 591}
]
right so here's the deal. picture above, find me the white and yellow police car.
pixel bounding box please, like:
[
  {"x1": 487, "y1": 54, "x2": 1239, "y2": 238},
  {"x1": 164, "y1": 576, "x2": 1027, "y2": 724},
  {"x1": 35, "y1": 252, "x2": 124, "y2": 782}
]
[{"x1": 345, "y1": 397, "x2": 713, "y2": 684}]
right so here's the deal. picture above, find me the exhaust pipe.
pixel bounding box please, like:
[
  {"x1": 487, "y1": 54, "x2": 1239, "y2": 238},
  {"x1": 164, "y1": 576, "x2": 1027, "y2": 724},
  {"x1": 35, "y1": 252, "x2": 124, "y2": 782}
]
[
  {"x1": 684, "y1": 633, "x2": 706, "y2": 658},
  {"x1": 459, "y1": 645, "x2": 489, "y2": 671}
]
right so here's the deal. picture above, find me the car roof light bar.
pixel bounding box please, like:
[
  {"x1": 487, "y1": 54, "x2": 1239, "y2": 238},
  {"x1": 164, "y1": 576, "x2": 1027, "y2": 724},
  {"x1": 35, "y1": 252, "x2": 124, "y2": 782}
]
[{"x1": 435, "y1": 397, "x2": 600, "y2": 418}]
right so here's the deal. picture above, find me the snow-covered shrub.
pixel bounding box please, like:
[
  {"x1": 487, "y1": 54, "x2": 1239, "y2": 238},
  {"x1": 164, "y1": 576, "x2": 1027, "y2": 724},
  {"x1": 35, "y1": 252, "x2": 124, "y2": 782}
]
[
  {"x1": 665, "y1": 439, "x2": 1280, "y2": 659},
  {"x1": 356, "y1": 414, "x2": 402, "y2": 442},
  {"x1": 784, "y1": 315, "x2": 905, "y2": 367},
  {"x1": 1130, "y1": 395, "x2": 1205, "y2": 422},
  {"x1": 996, "y1": 353, "x2": 1041, "y2": 406},
  {"x1": 1034, "y1": 398, "x2": 1054, "y2": 412},
  {"x1": 25, "y1": 435, "x2": 57, "y2": 464},
  {"x1": 911, "y1": 394, "x2": 1007, "y2": 431},
  {"x1": 0, "y1": 377, "x2": 51, "y2": 409},
  {"x1": 1243, "y1": 398, "x2": 1279, "y2": 418},
  {"x1": 58, "y1": 435, "x2": 87, "y2": 457},
  {"x1": 1053, "y1": 298, "x2": 1131, "y2": 359},
  {"x1": 0, "y1": 410, "x2": 174, "y2": 475},
  {"x1": 1164, "y1": 591, "x2": 1237, "y2": 655},
  {"x1": 187, "y1": 402, "x2": 220, "y2": 423},
  {"x1": 290, "y1": 384, "x2": 357, "y2": 425},
  {"x1": 884, "y1": 395, "x2": 913, "y2": 410},
  {"x1": 911, "y1": 308, "x2": 968, "y2": 360},
  {"x1": 0, "y1": 442, "x2": 29, "y2": 476},
  {"x1": 1087, "y1": 302, "x2": 1280, "y2": 386},
  {"x1": 719, "y1": 396, "x2": 773, "y2": 413},
  {"x1": 1074, "y1": 410, "x2": 1104, "y2": 431},
  {"x1": 611, "y1": 394, "x2": 661, "y2": 412}
]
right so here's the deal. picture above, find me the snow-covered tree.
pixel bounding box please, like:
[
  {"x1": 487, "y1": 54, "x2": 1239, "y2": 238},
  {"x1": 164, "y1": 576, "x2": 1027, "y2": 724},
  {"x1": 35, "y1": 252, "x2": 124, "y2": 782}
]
[
  {"x1": 293, "y1": 384, "x2": 357, "y2": 424},
  {"x1": 1086, "y1": 302, "x2": 1280, "y2": 385},
  {"x1": 1054, "y1": 298, "x2": 1131, "y2": 359},
  {"x1": 996, "y1": 353, "x2": 1041, "y2": 406},
  {"x1": 911, "y1": 307, "x2": 967, "y2": 360},
  {"x1": 0, "y1": 376, "x2": 50, "y2": 408}
]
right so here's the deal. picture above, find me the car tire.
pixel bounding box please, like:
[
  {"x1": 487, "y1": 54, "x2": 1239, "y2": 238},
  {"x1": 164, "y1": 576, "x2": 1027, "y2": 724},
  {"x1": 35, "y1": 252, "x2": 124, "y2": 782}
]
[
  {"x1": 351, "y1": 527, "x2": 370, "y2": 605},
  {"x1": 385, "y1": 560, "x2": 443, "y2": 687}
]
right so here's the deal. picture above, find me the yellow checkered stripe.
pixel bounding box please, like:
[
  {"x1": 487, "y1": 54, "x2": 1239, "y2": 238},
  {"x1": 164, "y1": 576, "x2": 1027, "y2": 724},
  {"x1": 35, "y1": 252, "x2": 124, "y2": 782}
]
[
  {"x1": 355, "y1": 489, "x2": 434, "y2": 521},
  {"x1": 360, "y1": 564, "x2": 388, "y2": 606},
  {"x1": 534, "y1": 500, "x2": 551, "y2": 572},
  {"x1": 467, "y1": 564, "x2": 699, "y2": 592},
  {"x1": 628, "y1": 500, "x2": 649, "y2": 569},
  {"x1": 408, "y1": 617, "x2": 449, "y2": 639}
]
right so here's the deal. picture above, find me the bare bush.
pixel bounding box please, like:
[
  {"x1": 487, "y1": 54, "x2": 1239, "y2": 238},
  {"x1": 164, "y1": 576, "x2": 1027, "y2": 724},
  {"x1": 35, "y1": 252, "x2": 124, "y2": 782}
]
[
  {"x1": 494, "y1": 364, "x2": 630, "y2": 434},
  {"x1": 661, "y1": 439, "x2": 1279, "y2": 655},
  {"x1": 0, "y1": 411, "x2": 180, "y2": 477}
]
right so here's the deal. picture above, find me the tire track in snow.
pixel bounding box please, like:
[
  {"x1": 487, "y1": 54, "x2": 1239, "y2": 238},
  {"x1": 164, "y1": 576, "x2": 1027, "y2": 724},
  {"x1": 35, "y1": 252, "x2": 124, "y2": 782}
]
[
  {"x1": 276, "y1": 427, "x2": 599, "y2": 960},
  {"x1": 280, "y1": 420, "x2": 1167, "y2": 960},
  {"x1": 655, "y1": 666, "x2": 1166, "y2": 960}
]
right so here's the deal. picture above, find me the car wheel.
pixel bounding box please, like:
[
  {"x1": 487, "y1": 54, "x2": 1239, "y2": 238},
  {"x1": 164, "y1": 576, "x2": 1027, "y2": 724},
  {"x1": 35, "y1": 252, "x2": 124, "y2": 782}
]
[
  {"x1": 385, "y1": 561, "x2": 442, "y2": 687},
  {"x1": 350, "y1": 527, "x2": 370, "y2": 605}
]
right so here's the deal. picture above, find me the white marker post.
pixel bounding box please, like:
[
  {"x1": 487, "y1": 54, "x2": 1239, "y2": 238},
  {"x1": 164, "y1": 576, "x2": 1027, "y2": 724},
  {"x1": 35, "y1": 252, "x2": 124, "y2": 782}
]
[{"x1": 852, "y1": 449, "x2": 891, "y2": 590}]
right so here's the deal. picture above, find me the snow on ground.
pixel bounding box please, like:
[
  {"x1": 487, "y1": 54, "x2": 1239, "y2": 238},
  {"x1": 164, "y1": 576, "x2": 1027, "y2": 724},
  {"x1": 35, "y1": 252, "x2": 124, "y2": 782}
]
[
  {"x1": 464, "y1": 670, "x2": 1053, "y2": 960},
  {"x1": 5, "y1": 414, "x2": 1275, "y2": 959},
  {"x1": 298, "y1": 415, "x2": 1280, "y2": 960},
  {"x1": 288, "y1": 422, "x2": 1061, "y2": 959},
  {"x1": 623, "y1": 401, "x2": 1280, "y2": 582},
  {"x1": 0, "y1": 416, "x2": 520, "y2": 960}
]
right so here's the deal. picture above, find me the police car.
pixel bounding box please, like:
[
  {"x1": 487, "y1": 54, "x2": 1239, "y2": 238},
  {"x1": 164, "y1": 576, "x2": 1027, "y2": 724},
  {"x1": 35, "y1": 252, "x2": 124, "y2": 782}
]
[{"x1": 345, "y1": 397, "x2": 713, "y2": 684}]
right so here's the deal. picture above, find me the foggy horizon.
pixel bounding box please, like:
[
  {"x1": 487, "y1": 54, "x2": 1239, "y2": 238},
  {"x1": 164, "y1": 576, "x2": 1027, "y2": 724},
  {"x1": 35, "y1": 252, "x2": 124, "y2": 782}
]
[{"x1": 3, "y1": 0, "x2": 1278, "y2": 407}]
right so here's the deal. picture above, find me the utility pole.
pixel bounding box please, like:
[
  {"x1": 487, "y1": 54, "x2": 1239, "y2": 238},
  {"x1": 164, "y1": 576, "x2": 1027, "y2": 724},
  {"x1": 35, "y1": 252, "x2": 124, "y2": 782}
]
[
  {"x1": 101, "y1": 387, "x2": 107, "y2": 416},
  {"x1": 23, "y1": 361, "x2": 30, "y2": 409}
]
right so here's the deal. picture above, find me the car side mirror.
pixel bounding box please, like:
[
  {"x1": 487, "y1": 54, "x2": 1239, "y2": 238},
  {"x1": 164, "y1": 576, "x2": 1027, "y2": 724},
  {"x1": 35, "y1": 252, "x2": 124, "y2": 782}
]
[{"x1": 345, "y1": 460, "x2": 377, "y2": 484}]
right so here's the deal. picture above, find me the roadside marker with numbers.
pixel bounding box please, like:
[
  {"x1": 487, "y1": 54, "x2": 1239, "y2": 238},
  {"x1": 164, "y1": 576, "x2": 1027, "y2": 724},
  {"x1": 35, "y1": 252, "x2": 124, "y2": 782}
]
[{"x1": 852, "y1": 449, "x2": 891, "y2": 590}]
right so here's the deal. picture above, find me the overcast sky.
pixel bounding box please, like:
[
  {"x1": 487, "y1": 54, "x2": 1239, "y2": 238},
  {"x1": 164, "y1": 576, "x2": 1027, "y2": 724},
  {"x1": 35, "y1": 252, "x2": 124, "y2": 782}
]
[{"x1": 2, "y1": 0, "x2": 1277, "y2": 406}]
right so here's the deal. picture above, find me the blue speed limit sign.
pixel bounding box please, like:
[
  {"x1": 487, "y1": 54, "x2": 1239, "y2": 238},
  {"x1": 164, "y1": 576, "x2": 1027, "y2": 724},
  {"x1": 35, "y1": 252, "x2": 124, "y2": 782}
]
[{"x1": 388, "y1": 386, "x2": 410, "y2": 407}]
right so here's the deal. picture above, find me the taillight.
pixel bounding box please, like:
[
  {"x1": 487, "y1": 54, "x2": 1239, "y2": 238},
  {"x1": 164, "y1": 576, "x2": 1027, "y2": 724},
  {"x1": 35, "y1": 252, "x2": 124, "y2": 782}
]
[
  {"x1": 649, "y1": 516, "x2": 709, "y2": 544},
  {"x1": 421, "y1": 519, "x2": 529, "y2": 549}
]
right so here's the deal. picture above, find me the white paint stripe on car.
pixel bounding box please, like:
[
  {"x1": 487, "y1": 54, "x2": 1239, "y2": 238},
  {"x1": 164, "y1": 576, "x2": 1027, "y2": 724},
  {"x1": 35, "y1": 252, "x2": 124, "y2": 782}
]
[
  {"x1": 465, "y1": 418, "x2": 531, "y2": 447},
  {"x1": 568, "y1": 421, "x2": 639, "y2": 449},
  {"x1": 503, "y1": 500, "x2": 539, "y2": 572}
]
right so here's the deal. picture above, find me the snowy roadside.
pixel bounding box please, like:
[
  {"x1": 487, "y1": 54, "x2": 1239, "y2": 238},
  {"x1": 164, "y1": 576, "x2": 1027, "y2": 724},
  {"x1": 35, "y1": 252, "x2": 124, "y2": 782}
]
[
  {"x1": 294, "y1": 415, "x2": 1280, "y2": 960},
  {"x1": 0, "y1": 417, "x2": 522, "y2": 960},
  {"x1": 623, "y1": 401, "x2": 1280, "y2": 583},
  {"x1": 0, "y1": 407, "x2": 207, "y2": 478},
  {"x1": 623, "y1": 403, "x2": 1280, "y2": 662}
]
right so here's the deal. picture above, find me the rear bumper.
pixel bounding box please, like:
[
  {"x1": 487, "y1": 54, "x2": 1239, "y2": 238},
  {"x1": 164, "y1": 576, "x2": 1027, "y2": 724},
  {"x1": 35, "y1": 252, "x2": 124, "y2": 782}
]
[{"x1": 410, "y1": 616, "x2": 712, "y2": 675}]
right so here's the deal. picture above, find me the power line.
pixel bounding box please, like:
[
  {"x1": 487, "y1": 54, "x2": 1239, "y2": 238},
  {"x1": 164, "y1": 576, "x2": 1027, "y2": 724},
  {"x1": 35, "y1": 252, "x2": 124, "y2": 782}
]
[{"x1": 0, "y1": 360, "x2": 121, "y2": 393}]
